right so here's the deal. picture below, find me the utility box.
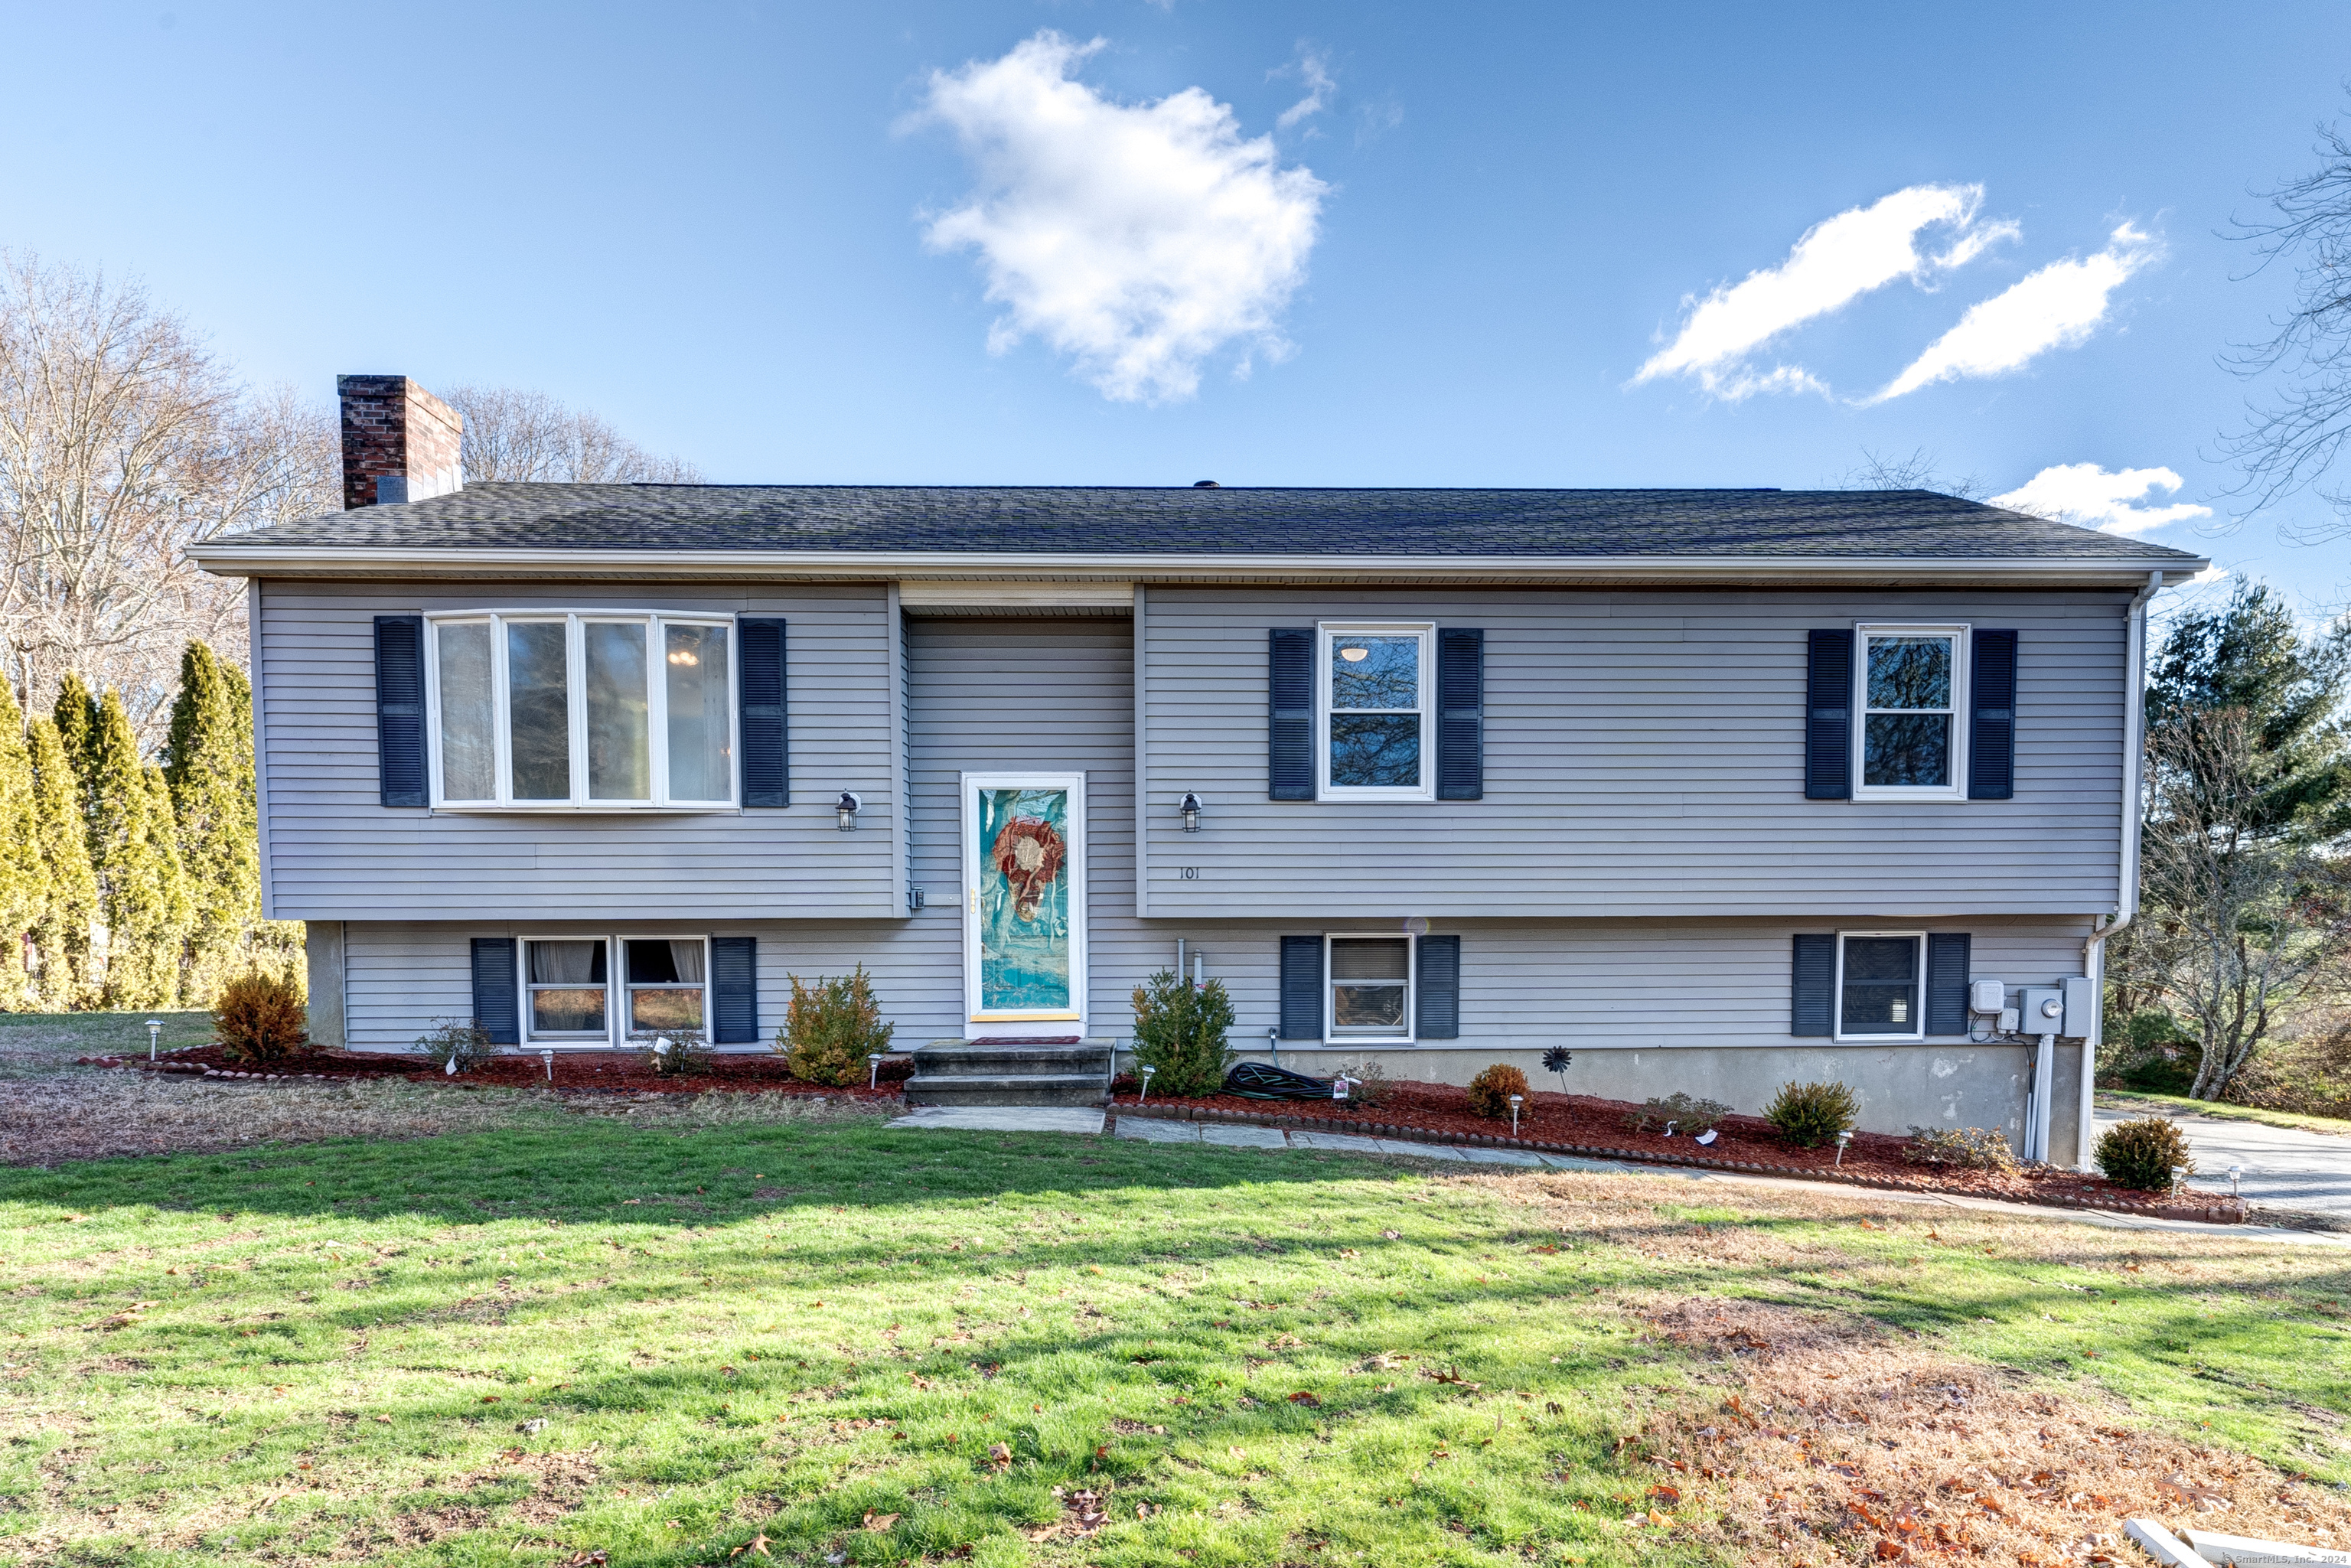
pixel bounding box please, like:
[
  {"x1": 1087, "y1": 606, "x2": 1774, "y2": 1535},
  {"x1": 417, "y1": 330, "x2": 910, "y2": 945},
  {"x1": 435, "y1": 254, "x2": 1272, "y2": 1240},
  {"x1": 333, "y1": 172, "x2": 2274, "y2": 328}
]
[
  {"x1": 1968, "y1": 979, "x2": 2006, "y2": 1015},
  {"x1": 2019, "y1": 987, "x2": 2066, "y2": 1035},
  {"x1": 2061, "y1": 976, "x2": 2097, "y2": 1038}
]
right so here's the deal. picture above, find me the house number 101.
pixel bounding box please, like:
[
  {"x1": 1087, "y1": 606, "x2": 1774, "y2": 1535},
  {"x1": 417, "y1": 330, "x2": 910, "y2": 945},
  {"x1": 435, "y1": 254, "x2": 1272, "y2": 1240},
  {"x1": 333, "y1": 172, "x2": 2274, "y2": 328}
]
[{"x1": 1177, "y1": 866, "x2": 1202, "y2": 880}]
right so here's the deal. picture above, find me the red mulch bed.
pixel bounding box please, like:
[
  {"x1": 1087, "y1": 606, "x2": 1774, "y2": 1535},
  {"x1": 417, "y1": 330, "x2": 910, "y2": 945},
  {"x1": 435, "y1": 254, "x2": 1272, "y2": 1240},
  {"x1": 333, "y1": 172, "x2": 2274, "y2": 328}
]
[
  {"x1": 83, "y1": 1045, "x2": 911, "y2": 1100},
  {"x1": 1112, "y1": 1079, "x2": 2242, "y2": 1223}
]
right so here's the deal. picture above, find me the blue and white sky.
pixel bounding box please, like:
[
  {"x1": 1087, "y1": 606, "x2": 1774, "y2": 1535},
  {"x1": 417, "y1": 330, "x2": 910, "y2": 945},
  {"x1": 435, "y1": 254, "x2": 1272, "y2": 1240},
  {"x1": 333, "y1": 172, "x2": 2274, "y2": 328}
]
[{"x1": 7, "y1": 2, "x2": 2351, "y2": 614}]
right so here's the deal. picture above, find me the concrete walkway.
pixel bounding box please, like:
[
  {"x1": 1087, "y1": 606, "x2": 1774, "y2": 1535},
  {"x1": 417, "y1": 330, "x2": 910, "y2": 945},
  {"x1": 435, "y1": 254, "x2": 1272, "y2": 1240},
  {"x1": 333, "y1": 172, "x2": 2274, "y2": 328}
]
[
  {"x1": 886, "y1": 1105, "x2": 2348, "y2": 1247},
  {"x1": 2095, "y1": 1100, "x2": 2351, "y2": 1222}
]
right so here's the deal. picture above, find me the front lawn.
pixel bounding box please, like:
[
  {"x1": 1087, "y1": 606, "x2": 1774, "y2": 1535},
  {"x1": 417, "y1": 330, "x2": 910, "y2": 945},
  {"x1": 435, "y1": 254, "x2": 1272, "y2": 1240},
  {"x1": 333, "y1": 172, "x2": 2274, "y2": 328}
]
[{"x1": 3, "y1": 1120, "x2": 2347, "y2": 1566}]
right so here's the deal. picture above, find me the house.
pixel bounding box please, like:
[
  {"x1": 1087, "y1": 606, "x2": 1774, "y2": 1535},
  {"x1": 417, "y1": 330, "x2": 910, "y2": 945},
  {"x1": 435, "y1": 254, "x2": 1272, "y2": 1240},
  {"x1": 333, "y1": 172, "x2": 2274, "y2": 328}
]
[{"x1": 189, "y1": 377, "x2": 2210, "y2": 1169}]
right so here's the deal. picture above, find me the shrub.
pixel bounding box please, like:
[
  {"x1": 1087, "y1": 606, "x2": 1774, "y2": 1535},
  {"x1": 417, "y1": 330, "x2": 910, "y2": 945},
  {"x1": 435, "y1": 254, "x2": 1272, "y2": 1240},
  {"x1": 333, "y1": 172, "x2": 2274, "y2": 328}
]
[
  {"x1": 214, "y1": 969, "x2": 308, "y2": 1064},
  {"x1": 416, "y1": 1017, "x2": 496, "y2": 1074},
  {"x1": 1130, "y1": 971, "x2": 1237, "y2": 1097},
  {"x1": 1466, "y1": 1064, "x2": 1530, "y2": 1119},
  {"x1": 1903, "y1": 1125, "x2": 2020, "y2": 1173},
  {"x1": 1764, "y1": 1080, "x2": 1858, "y2": 1148},
  {"x1": 777, "y1": 966, "x2": 895, "y2": 1087},
  {"x1": 1625, "y1": 1091, "x2": 1731, "y2": 1135},
  {"x1": 638, "y1": 1032, "x2": 714, "y2": 1077},
  {"x1": 1332, "y1": 1057, "x2": 1395, "y2": 1108},
  {"x1": 2095, "y1": 1116, "x2": 2195, "y2": 1191}
]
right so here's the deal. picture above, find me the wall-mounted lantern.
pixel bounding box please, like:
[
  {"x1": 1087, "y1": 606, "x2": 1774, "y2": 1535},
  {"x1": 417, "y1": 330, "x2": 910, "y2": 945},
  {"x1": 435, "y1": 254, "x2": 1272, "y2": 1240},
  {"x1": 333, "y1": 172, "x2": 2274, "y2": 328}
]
[
  {"x1": 836, "y1": 791, "x2": 862, "y2": 832},
  {"x1": 1179, "y1": 791, "x2": 1203, "y2": 833}
]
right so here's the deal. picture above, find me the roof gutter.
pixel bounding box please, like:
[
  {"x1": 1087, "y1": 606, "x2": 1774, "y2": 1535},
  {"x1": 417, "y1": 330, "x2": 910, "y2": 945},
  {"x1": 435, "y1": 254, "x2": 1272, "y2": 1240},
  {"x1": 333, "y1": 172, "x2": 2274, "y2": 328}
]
[{"x1": 185, "y1": 542, "x2": 2212, "y2": 588}]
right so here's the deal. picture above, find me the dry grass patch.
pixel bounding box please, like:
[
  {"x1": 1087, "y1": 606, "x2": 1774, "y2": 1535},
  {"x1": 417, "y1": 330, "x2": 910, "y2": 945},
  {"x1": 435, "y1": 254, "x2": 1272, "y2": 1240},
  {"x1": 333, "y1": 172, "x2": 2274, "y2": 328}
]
[{"x1": 1622, "y1": 1297, "x2": 2351, "y2": 1564}]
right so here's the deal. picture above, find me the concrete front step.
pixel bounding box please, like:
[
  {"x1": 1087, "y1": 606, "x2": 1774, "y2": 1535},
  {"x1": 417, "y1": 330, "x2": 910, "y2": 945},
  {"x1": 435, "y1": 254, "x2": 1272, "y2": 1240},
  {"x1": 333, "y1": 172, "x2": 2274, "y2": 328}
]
[
  {"x1": 902, "y1": 1073, "x2": 1108, "y2": 1107},
  {"x1": 913, "y1": 1041, "x2": 1113, "y2": 1074}
]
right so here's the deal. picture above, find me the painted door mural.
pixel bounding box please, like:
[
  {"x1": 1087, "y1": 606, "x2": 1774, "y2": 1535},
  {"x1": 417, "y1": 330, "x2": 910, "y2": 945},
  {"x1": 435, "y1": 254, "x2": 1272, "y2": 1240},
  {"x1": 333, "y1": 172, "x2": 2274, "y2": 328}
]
[{"x1": 962, "y1": 773, "x2": 1087, "y2": 1034}]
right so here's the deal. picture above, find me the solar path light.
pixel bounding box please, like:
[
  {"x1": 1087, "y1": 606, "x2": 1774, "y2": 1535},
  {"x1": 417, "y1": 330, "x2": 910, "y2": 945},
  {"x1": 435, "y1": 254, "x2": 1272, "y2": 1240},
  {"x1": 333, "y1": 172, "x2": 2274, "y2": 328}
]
[{"x1": 145, "y1": 1019, "x2": 162, "y2": 1061}]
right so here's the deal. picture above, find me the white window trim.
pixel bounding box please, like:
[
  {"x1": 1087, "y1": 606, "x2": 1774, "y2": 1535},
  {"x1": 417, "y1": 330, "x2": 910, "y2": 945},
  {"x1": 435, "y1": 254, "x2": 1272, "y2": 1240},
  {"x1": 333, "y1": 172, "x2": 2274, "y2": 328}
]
[
  {"x1": 425, "y1": 609, "x2": 740, "y2": 812},
  {"x1": 1852, "y1": 622, "x2": 1969, "y2": 804},
  {"x1": 519, "y1": 934, "x2": 616, "y2": 1045},
  {"x1": 1832, "y1": 929, "x2": 1926, "y2": 1042},
  {"x1": 1316, "y1": 621, "x2": 1436, "y2": 801},
  {"x1": 1323, "y1": 932, "x2": 1417, "y2": 1045},
  {"x1": 616, "y1": 933, "x2": 714, "y2": 1043}
]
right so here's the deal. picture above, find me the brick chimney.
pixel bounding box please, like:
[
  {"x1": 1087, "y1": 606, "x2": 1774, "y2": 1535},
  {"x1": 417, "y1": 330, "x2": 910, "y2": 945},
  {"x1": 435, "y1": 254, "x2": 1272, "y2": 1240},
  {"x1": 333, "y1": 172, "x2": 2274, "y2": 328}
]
[{"x1": 338, "y1": 376, "x2": 464, "y2": 509}]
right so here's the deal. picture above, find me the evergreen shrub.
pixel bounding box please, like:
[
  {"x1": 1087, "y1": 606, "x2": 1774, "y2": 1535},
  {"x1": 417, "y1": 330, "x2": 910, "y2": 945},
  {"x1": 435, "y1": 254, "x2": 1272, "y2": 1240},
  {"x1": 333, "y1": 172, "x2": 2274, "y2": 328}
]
[
  {"x1": 214, "y1": 970, "x2": 308, "y2": 1064},
  {"x1": 1466, "y1": 1063, "x2": 1530, "y2": 1119},
  {"x1": 1763, "y1": 1080, "x2": 1858, "y2": 1148},
  {"x1": 2095, "y1": 1116, "x2": 2195, "y2": 1191},
  {"x1": 1130, "y1": 970, "x2": 1236, "y2": 1097},
  {"x1": 778, "y1": 966, "x2": 895, "y2": 1086}
]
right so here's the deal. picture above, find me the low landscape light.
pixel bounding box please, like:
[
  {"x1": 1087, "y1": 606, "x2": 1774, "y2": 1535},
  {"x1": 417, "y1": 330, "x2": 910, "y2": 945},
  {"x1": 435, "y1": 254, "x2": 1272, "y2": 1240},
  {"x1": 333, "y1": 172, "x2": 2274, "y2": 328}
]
[
  {"x1": 145, "y1": 1019, "x2": 162, "y2": 1061},
  {"x1": 1138, "y1": 1064, "x2": 1156, "y2": 1103},
  {"x1": 1834, "y1": 1129, "x2": 1854, "y2": 1167},
  {"x1": 540, "y1": 1048, "x2": 554, "y2": 1082},
  {"x1": 1508, "y1": 1093, "x2": 1523, "y2": 1137},
  {"x1": 869, "y1": 1052, "x2": 884, "y2": 1090}
]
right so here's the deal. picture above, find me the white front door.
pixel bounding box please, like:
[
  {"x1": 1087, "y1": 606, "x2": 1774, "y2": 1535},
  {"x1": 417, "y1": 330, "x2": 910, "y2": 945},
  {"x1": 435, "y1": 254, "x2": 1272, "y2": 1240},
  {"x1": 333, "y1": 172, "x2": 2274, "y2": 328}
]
[{"x1": 960, "y1": 772, "x2": 1087, "y2": 1041}]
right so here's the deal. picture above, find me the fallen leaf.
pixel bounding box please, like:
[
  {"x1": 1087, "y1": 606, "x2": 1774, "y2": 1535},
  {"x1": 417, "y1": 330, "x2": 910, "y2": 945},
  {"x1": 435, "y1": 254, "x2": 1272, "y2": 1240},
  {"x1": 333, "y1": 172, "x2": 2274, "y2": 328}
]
[
  {"x1": 1647, "y1": 1485, "x2": 1680, "y2": 1504},
  {"x1": 987, "y1": 1442, "x2": 1012, "y2": 1472},
  {"x1": 1287, "y1": 1390, "x2": 1322, "y2": 1407},
  {"x1": 728, "y1": 1532, "x2": 773, "y2": 1560},
  {"x1": 862, "y1": 1511, "x2": 899, "y2": 1531},
  {"x1": 373, "y1": 1414, "x2": 393, "y2": 1424},
  {"x1": 2159, "y1": 1475, "x2": 2231, "y2": 1511}
]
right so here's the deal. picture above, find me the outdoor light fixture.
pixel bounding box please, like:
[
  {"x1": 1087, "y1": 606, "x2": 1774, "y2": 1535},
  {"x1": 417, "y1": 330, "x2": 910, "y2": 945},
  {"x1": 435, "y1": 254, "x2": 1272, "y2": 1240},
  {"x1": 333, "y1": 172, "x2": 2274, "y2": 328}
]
[
  {"x1": 1834, "y1": 1129, "x2": 1854, "y2": 1167},
  {"x1": 836, "y1": 791, "x2": 862, "y2": 832},
  {"x1": 1138, "y1": 1064, "x2": 1156, "y2": 1103},
  {"x1": 540, "y1": 1048, "x2": 555, "y2": 1083},
  {"x1": 145, "y1": 1019, "x2": 162, "y2": 1061},
  {"x1": 2228, "y1": 1164, "x2": 2244, "y2": 1208},
  {"x1": 1179, "y1": 791, "x2": 1203, "y2": 833},
  {"x1": 1508, "y1": 1094, "x2": 1524, "y2": 1138},
  {"x1": 2171, "y1": 1163, "x2": 2190, "y2": 1198},
  {"x1": 868, "y1": 1053, "x2": 885, "y2": 1090}
]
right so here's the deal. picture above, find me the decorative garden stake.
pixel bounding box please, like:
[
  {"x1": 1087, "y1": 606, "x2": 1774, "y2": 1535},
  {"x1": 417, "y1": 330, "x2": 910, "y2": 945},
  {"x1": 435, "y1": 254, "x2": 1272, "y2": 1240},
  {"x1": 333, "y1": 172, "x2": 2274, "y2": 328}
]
[
  {"x1": 1541, "y1": 1046, "x2": 1572, "y2": 1094},
  {"x1": 145, "y1": 1019, "x2": 162, "y2": 1061},
  {"x1": 1139, "y1": 1064, "x2": 1156, "y2": 1103},
  {"x1": 1833, "y1": 1130, "x2": 1853, "y2": 1167},
  {"x1": 1508, "y1": 1094, "x2": 1523, "y2": 1137}
]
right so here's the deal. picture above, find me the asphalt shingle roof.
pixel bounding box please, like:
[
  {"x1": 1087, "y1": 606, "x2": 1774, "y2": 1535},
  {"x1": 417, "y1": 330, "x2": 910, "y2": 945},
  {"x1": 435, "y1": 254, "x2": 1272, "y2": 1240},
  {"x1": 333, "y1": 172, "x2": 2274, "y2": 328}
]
[{"x1": 214, "y1": 484, "x2": 2206, "y2": 562}]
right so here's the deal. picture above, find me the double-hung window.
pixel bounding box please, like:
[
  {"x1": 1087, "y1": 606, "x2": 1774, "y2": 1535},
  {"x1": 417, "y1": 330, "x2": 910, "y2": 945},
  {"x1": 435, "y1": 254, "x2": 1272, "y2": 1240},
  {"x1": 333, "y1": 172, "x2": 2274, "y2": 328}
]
[
  {"x1": 1326, "y1": 934, "x2": 1414, "y2": 1042},
  {"x1": 520, "y1": 935, "x2": 713, "y2": 1045},
  {"x1": 1835, "y1": 932, "x2": 1922, "y2": 1039},
  {"x1": 428, "y1": 612, "x2": 735, "y2": 809},
  {"x1": 1855, "y1": 624, "x2": 1967, "y2": 801},
  {"x1": 1319, "y1": 622, "x2": 1434, "y2": 799}
]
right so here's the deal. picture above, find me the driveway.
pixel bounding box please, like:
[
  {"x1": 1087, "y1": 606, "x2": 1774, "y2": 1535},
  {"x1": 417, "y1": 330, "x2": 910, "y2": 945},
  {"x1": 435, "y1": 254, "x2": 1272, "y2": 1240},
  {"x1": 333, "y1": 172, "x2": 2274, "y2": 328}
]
[{"x1": 2095, "y1": 1100, "x2": 2351, "y2": 1222}]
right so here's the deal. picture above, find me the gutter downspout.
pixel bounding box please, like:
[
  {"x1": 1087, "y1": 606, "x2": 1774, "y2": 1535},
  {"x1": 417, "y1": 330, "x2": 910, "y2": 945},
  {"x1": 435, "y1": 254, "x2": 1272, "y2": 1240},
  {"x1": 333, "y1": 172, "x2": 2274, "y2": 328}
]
[{"x1": 2075, "y1": 569, "x2": 2164, "y2": 1169}]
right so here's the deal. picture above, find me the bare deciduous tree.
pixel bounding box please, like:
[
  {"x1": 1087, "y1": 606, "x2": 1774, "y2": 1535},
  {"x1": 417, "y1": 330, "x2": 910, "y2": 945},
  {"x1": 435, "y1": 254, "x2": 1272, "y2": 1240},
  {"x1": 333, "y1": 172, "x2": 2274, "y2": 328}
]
[
  {"x1": 2132, "y1": 705, "x2": 2351, "y2": 1098},
  {"x1": 0, "y1": 253, "x2": 337, "y2": 742},
  {"x1": 2220, "y1": 111, "x2": 2351, "y2": 539},
  {"x1": 442, "y1": 385, "x2": 701, "y2": 484},
  {"x1": 1837, "y1": 446, "x2": 1987, "y2": 500}
]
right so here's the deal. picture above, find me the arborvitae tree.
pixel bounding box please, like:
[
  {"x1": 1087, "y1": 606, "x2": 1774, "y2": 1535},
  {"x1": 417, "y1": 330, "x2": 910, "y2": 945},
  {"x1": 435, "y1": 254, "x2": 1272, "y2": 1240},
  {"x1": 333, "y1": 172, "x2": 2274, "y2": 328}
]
[
  {"x1": 25, "y1": 718, "x2": 96, "y2": 1009},
  {"x1": 164, "y1": 642, "x2": 258, "y2": 1000},
  {"x1": 143, "y1": 761, "x2": 194, "y2": 988},
  {"x1": 53, "y1": 673, "x2": 99, "y2": 809},
  {"x1": 86, "y1": 687, "x2": 186, "y2": 1009},
  {"x1": 0, "y1": 682, "x2": 42, "y2": 1009}
]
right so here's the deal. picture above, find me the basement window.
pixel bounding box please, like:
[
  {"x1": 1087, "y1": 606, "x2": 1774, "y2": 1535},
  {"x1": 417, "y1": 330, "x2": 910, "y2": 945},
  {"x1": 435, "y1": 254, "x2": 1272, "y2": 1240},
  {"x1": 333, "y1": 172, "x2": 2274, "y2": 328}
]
[
  {"x1": 428, "y1": 612, "x2": 735, "y2": 810},
  {"x1": 1326, "y1": 934, "x2": 1415, "y2": 1043},
  {"x1": 1835, "y1": 932, "x2": 1923, "y2": 1040}
]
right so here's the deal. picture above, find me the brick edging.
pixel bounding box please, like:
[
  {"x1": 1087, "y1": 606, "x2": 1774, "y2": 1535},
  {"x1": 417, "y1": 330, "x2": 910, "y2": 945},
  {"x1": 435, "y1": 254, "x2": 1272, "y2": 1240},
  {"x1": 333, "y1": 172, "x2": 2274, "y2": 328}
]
[{"x1": 1107, "y1": 1102, "x2": 2244, "y2": 1226}]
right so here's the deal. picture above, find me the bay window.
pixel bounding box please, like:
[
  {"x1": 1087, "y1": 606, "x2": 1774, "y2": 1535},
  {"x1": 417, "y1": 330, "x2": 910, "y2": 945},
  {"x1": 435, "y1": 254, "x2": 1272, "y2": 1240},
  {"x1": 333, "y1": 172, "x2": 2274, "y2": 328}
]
[{"x1": 426, "y1": 612, "x2": 735, "y2": 809}]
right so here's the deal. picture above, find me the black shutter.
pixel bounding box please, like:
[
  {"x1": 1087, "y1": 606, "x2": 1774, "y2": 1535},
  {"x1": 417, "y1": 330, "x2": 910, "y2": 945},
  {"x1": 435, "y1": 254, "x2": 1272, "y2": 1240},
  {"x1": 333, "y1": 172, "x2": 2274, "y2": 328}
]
[
  {"x1": 1925, "y1": 933, "x2": 1971, "y2": 1035},
  {"x1": 738, "y1": 617, "x2": 788, "y2": 807},
  {"x1": 1268, "y1": 628, "x2": 1316, "y2": 800},
  {"x1": 1968, "y1": 631, "x2": 2017, "y2": 800},
  {"x1": 1416, "y1": 934, "x2": 1460, "y2": 1038},
  {"x1": 1791, "y1": 934, "x2": 1835, "y2": 1037},
  {"x1": 374, "y1": 615, "x2": 427, "y2": 807},
  {"x1": 1436, "y1": 629, "x2": 1484, "y2": 801},
  {"x1": 1279, "y1": 934, "x2": 1323, "y2": 1039},
  {"x1": 1805, "y1": 630, "x2": 1853, "y2": 800},
  {"x1": 471, "y1": 937, "x2": 519, "y2": 1046},
  {"x1": 711, "y1": 936, "x2": 758, "y2": 1044}
]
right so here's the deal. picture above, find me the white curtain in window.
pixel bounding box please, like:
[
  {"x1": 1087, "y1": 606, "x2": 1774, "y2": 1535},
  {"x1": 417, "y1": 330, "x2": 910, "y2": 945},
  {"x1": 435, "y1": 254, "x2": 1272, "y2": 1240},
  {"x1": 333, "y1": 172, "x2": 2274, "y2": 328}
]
[
  {"x1": 664, "y1": 940, "x2": 704, "y2": 983},
  {"x1": 530, "y1": 940, "x2": 602, "y2": 984}
]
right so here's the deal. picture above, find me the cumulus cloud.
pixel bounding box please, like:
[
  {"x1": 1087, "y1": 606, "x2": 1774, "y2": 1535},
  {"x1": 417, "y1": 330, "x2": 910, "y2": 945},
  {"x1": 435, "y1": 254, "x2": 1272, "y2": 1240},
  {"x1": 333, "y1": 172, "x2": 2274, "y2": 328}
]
[
  {"x1": 1987, "y1": 462, "x2": 2211, "y2": 534},
  {"x1": 1634, "y1": 184, "x2": 2015, "y2": 399},
  {"x1": 1872, "y1": 223, "x2": 2160, "y2": 402},
  {"x1": 914, "y1": 31, "x2": 1327, "y2": 403},
  {"x1": 1276, "y1": 48, "x2": 1335, "y2": 129}
]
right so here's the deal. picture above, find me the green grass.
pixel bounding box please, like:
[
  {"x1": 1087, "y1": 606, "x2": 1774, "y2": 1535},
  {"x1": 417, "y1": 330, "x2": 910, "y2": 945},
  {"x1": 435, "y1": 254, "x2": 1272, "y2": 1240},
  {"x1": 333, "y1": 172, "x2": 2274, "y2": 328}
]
[
  {"x1": 2099, "y1": 1087, "x2": 2351, "y2": 1138},
  {"x1": 0, "y1": 1009, "x2": 217, "y2": 1061},
  {"x1": 3, "y1": 1121, "x2": 2346, "y2": 1566}
]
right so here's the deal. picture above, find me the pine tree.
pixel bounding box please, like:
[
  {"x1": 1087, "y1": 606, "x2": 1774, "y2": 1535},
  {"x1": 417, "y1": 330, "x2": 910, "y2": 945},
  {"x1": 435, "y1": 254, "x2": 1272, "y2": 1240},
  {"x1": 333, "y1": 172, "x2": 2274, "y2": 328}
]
[
  {"x1": 87, "y1": 686, "x2": 187, "y2": 1009},
  {"x1": 0, "y1": 682, "x2": 43, "y2": 1009},
  {"x1": 164, "y1": 642, "x2": 258, "y2": 1001},
  {"x1": 25, "y1": 718, "x2": 96, "y2": 1009}
]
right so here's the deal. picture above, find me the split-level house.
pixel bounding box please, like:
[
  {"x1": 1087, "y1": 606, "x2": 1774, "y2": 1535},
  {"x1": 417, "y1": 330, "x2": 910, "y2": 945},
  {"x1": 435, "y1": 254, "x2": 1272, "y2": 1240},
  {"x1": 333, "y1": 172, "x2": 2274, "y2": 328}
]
[{"x1": 189, "y1": 377, "x2": 2209, "y2": 1168}]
